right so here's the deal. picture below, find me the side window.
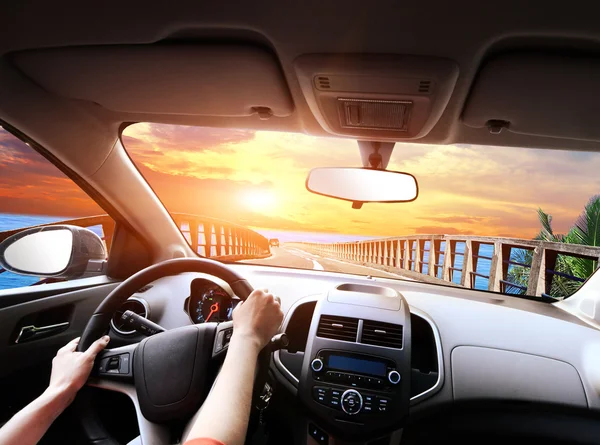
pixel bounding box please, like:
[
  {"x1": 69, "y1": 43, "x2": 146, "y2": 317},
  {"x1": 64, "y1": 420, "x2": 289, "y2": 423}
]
[{"x1": 0, "y1": 127, "x2": 114, "y2": 291}]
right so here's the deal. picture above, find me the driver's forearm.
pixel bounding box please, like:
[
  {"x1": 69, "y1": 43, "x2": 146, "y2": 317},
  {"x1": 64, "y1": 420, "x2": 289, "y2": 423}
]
[
  {"x1": 0, "y1": 386, "x2": 71, "y2": 445},
  {"x1": 184, "y1": 333, "x2": 261, "y2": 445}
]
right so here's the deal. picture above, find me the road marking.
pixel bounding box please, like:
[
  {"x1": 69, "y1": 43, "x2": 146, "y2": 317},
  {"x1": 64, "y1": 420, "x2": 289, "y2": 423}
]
[
  {"x1": 289, "y1": 247, "x2": 413, "y2": 280},
  {"x1": 311, "y1": 259, "x2": 324, "y2": 271},
  {"x1": 285, "y1": 247, "x2": 325, "y2": 271}
]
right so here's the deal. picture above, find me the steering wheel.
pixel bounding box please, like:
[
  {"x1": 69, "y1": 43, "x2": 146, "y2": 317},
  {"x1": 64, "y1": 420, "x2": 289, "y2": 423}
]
[{"x1": 78, "y1": 258, "x2": 267, "y2": 445}]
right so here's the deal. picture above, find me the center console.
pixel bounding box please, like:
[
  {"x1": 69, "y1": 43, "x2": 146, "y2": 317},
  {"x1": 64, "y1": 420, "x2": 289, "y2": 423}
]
[{"x1": 297, "y1": 283, "x2": 412, "y2": 440}]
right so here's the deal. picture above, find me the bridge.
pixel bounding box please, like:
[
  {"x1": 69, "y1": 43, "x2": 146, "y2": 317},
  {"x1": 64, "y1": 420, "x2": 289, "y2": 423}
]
[{"x1": 2, "y1": 215, "x2": 599, "y2": 299}]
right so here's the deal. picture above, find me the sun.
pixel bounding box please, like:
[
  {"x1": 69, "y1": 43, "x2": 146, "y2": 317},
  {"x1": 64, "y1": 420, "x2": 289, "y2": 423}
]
[{"x1": 242, "y1": 190, "x2": 278, "y2": 213}]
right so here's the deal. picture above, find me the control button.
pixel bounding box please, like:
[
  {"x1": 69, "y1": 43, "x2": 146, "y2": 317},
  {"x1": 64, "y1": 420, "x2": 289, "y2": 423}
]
[
  {"x1": 330, "y1": 390, "x2": 342, "y2": 398},
  {"x1": 376, "y1": 396, "x2": 391, "y2": 412},
  {"x1": 328, "y1": 397, "x2": 340, "y2": 408},
  {"x1": 311, "y1": 358, "x2": 324, "y2": 372},
  {"x1": 98, "y1": 353, "x2": 131, "y2": 376},
  {"x1": 363, "y1": 404, "x2": 373, "y2": 413},
  {"x1": 340, "y1": 389, "x2": 363, "y2": 415},
  {"x1": 107, "y1": 356, "x2": 120, "y2": 371},
  {"x1": 118, "y1": 353, "x2": 130, "y2": 374},
  {"x1": 215, "y1": 331, "x2": 225, "y2": 352},
  {"x1": 364, "y1": 395, "x2": 374, "y2": 403},
  {"x1": 308, "y1": 423, "x2": 329, "y2": 445},
  {"x1": 312, "y1": 386, "x2": 329, "y2": 405},
  {"x1": 388, "y1": 370, "x2": 401, "y2": 385}
]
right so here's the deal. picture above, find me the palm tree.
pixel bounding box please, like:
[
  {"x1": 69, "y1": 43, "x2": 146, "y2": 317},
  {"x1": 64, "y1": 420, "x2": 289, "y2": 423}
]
[{"x1": 506, "y1": 195, "x2": 600, "y2": 298}]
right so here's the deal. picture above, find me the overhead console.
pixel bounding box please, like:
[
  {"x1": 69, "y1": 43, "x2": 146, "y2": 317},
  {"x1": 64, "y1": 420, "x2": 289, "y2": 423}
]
[
  {"x1": 274, "y1": 283, "x2": 443, "y2": 440},
  {"x1": 295, "y1": 54, "x2": 458, "y2": 140}
]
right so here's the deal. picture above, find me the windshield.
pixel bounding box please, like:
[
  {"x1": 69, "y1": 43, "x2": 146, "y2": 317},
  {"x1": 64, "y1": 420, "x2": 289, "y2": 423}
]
[{"x1": 123, "y1": 123, "x2": 600, "y2": 300}]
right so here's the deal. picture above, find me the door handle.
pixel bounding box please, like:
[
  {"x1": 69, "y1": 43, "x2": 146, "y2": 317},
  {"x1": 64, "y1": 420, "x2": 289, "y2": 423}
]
[{"x1": 15, "y1": 322, "x2": 70, "y2": 344}]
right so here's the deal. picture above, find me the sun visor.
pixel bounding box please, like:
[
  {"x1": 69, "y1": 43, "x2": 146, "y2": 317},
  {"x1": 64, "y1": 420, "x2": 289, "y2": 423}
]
[
  {"x1": 463, "y1": 53, "x2": 600, "y2": 141},
  {"x1": 12, "y1": 45, "x2": 294, "y2": 117},
  {"x1": 295, "y1": 54, "x2": 458, "y2": 140}
]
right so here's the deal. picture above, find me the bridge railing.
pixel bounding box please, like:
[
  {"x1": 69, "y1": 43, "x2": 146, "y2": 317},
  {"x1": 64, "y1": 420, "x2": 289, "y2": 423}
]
[
  {"x1": 292, "y1": 235, "x2": 600, "y2": 298},
  {"x1": 0, "y1": 213, "x2": 270, "y2": 262}
]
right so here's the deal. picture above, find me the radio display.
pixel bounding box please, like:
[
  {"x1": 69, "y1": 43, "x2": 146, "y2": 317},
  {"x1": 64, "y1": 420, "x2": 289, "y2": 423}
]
[{"x1": 327, "y1": 354, "x2": 387, "y2": 377}]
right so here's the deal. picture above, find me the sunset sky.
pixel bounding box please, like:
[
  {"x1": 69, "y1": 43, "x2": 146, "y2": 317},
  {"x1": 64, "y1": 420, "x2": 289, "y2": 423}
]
[{"x1": 2, "y1": 124, "x2": 600, "y2": 240}]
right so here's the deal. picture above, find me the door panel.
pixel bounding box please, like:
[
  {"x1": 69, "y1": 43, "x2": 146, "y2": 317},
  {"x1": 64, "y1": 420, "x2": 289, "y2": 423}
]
[{"x1": 0, "y1": 281, "x2": 118, "y2": 378}]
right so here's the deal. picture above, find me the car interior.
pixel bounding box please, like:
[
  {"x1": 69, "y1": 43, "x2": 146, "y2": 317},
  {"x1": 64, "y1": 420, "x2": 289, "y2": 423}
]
[{"x1": 3, "y1": 1, "x2": 600, "y2": 444}]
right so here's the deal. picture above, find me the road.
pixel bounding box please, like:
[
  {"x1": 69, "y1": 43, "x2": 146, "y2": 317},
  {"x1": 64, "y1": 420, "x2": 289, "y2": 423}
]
[{"x1": 245, "y1": 246, "x2": 413, "y2": 280}]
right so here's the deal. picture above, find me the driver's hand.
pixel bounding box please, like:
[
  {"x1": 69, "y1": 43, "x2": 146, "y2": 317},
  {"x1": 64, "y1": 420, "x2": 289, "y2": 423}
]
[
  {"x1": 232, "y1": 289, "x2": 283, "y2": 350},
  {"x1": 48, "y1": 336, "x2": 110, "y2": 403}
]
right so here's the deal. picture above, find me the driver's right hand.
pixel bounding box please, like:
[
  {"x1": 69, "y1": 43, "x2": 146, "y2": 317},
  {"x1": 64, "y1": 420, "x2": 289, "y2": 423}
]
[{"x1": 231, "y1": 289, "x2": 283, "y2": 350}]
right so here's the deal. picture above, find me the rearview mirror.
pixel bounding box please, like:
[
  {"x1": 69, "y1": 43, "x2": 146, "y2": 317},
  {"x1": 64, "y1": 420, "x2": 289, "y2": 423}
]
[
  {"x1": 306, "y1": 167, "x2": 418, "y2": 204},
  {"x1": 0, "y1": 225, "x2": 107, "y2": 279}
]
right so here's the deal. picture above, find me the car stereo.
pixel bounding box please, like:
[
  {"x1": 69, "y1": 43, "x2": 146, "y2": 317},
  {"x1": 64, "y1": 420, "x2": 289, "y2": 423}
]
[
  {"x1": 309, "y1": 350, "x2": 401, "y2": 416},
  {"x1": 311, "y1": 350, "x2": 400, "y2": 390}
]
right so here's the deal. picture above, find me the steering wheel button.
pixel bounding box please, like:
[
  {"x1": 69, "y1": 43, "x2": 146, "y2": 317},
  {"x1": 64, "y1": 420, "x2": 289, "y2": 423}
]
[{"x1": 118, "y1": 353, "x2": 130, "y2": 374}]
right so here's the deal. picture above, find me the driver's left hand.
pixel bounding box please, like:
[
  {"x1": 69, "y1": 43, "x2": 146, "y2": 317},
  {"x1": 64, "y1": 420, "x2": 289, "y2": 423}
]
[{"x1": 49, "y1": 335, "x2": 110, "y2": 405}]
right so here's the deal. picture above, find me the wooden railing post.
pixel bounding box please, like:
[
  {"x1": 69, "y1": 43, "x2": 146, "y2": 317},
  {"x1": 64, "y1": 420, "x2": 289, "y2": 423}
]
[
  {"x1": 415, "y1": 240, "x2": 422, "y2": 273},
  {"x1": 429, "y1": 237, "x2": 436, "y2": 277},
  {"x1": 215, "y1": 224, "x2": 223, "y2": 257},
  {"x1": 394, "y1": 241, "x2": 401, "y2": 268},
  {"x1": 442, "y1": 239, "x2": 453, "y2": 282},
  {"x1": 488, "y1": 241, "x2": 507, "y2": 292},
  {"x1": 460, "y1": 239, "x2": 473, "y2": 288},
  {"x1": 527, "y1": 244, "x2": 545, "y2": 296},
  {"x1": 190, "y1": 220, "x2": 199, "y2": 254},
  {"x1": 403, "y1": 240, "x2": 410, "y2": 270},
  {"x1": 204, "y1": 222, "x2": 213, "y2": 257}
]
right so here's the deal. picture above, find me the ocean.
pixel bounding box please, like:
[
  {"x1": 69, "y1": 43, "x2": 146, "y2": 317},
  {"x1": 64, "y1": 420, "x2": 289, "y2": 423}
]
[{"x1": 0, "y1": 213, "x2": 495, "y2": 292}]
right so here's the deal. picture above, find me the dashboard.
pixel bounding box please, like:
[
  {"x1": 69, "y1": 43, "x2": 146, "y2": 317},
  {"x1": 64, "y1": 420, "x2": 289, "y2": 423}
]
[{"x1": 106, "y1": 265, "x2": 600, "y2": 443}]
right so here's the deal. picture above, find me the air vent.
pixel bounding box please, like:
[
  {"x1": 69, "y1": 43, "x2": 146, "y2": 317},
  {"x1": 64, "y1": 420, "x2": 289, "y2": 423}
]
[
  {"x1": 317, "y1": 315, "x2": 358, "y2": 342},
  {"x1": 360, "y1": 320, "x2": 403, "y2": 349},
  {"x1": 110, "y1": 298, "x2": 148, "y2": 335},
  {"x1": 418, "y1": 80, "x2": 432, "y2": 94},
  {"x1": 316, "y1": 76, "x2": 331, "y2": 89}
]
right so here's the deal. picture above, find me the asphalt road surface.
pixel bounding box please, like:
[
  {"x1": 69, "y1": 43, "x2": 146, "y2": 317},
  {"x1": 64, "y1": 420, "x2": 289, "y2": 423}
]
[{"x1": 245, "y1": 246, "x2": 413, "y2": 280}]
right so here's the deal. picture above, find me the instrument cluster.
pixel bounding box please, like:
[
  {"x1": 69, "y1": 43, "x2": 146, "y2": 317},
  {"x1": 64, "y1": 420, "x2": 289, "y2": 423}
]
[{"x1": 185, "y1": 278, "x2": 237, "y2": 324}]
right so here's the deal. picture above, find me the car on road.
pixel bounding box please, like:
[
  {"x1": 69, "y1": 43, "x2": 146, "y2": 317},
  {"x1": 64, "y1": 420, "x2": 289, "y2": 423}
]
[{"x1": 1, "y1": 3, "x2": 600, "y2": 445}]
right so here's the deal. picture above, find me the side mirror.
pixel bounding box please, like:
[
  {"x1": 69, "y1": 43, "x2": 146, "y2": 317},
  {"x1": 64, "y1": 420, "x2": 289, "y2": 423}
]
[
  {"x1": 0, "y1": 225, "x2": 107, "y2": 279},
  {"x1": 306, "y1": 167, "x2": 418, "y2": 204}
]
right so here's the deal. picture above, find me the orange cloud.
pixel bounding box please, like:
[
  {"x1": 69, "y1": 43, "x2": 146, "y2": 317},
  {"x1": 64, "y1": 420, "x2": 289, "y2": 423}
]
[
  {"x1": 0, "y1": 130, "x2": 104, "y2": 217},
  {"x1": 123, "y1": 124, "x2": 600, "y2": 239}
]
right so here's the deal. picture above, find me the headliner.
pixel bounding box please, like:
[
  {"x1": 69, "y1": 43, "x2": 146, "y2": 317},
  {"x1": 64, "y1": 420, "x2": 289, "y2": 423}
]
[{"x1": 2, "y1": 0, "x2": 600, "y2": 151}]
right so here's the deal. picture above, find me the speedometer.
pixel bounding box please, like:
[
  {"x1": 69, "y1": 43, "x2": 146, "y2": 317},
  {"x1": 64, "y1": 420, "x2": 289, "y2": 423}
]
[
  {"x1": 187, "y1": 279, "x2": 234, "y2": 324},
  {"x1": 197, "y1": 288, "x2": 232, "y2": 323}
]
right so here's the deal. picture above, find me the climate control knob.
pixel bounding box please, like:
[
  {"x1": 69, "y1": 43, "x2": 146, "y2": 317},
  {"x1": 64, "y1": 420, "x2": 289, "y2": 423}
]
[
  {"x1": 388, "y1": 370, "x2": 401, "y2": 385},
  {"x1": 341, "y1": 389, "x2": 363, "y2": 415},
  {"x1": 311, "y1": 358, "x2": 324, "y2": 372}
]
